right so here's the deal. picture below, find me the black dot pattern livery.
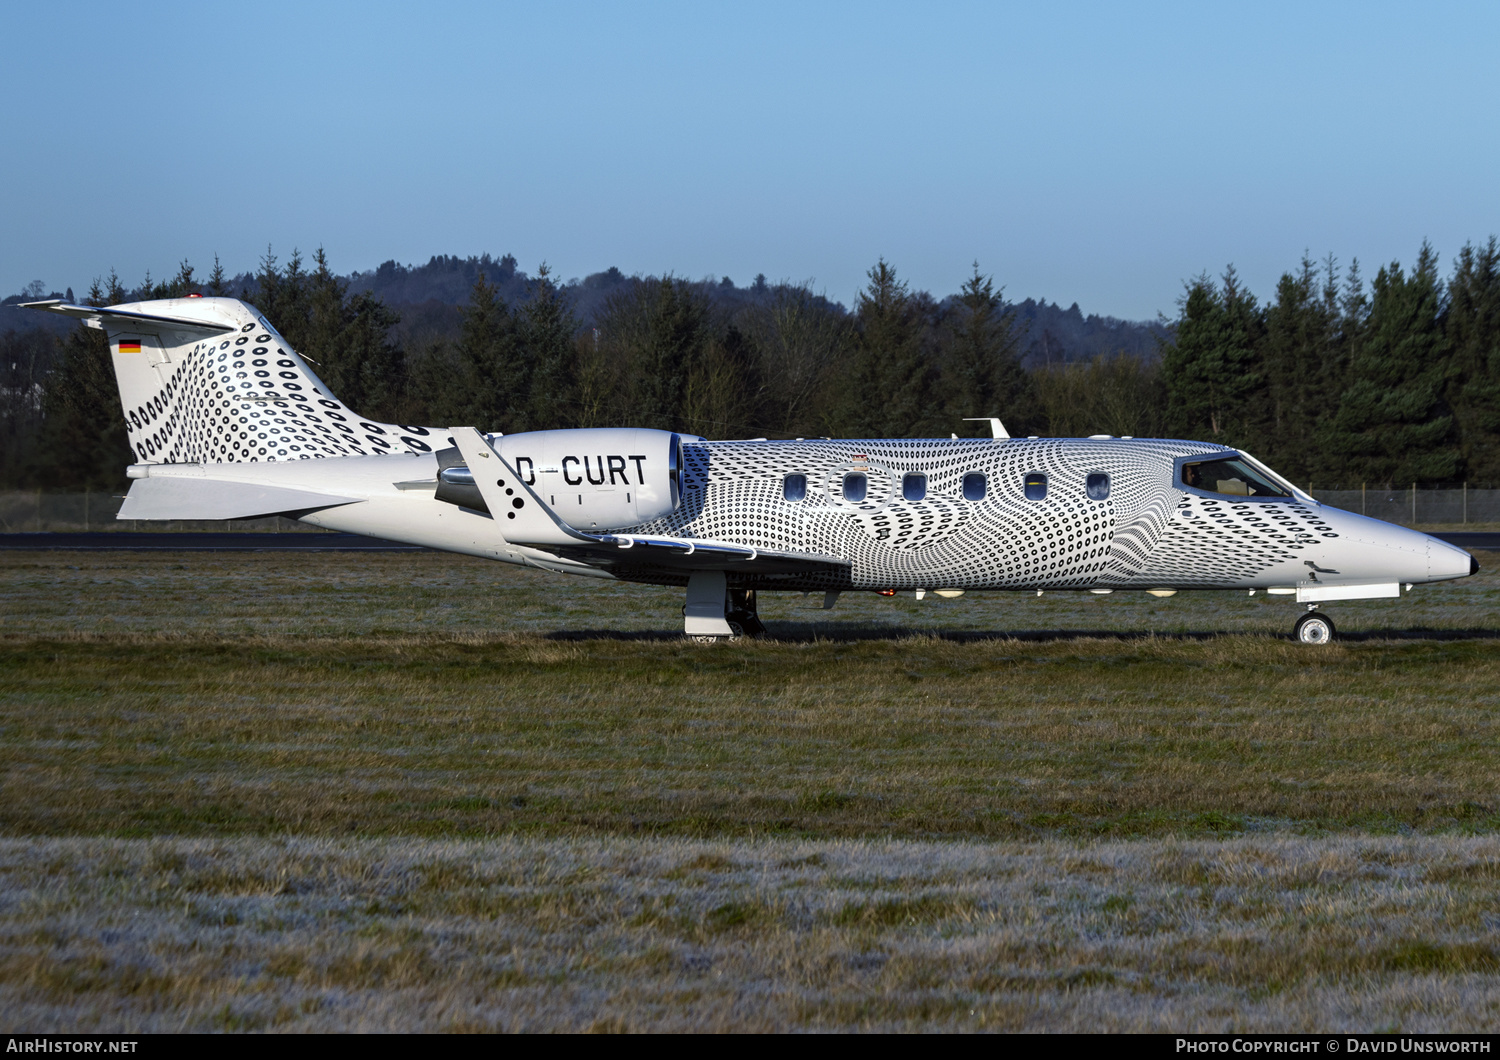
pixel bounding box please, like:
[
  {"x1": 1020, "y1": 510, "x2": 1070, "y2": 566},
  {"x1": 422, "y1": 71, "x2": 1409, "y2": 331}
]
[
  {"x1": 102, "y1": 298, "x2": 1339, "y2": 594},
  {"x1": 617, "y1": 437, "x2": 1326, "y2": 591},
  {"x1": 115, "y1": 303, "x2": 438, "y2": 465}
]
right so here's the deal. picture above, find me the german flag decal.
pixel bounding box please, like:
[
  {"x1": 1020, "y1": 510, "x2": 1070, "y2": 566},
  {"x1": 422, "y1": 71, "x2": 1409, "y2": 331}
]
[{"x1": 118, "y1": 340, "x2": 142, "y2": 354}]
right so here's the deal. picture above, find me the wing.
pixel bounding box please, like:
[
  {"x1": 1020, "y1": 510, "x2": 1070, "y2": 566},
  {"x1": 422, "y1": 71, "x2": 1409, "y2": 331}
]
[{"x1": 530, "y1": 532, "x2": 851, "y2": 579}]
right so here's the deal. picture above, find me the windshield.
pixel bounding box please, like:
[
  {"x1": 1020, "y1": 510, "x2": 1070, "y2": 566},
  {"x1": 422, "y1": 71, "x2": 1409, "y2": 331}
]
[{"x1": 1180, "y1": 456, "x2": 1291, "y2": 498}]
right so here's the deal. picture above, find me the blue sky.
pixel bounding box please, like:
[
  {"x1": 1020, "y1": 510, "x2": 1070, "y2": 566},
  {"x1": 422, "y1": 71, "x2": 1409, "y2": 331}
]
[{"x1": 3, "y1": 1, "x2": 1497, "y2": 320}]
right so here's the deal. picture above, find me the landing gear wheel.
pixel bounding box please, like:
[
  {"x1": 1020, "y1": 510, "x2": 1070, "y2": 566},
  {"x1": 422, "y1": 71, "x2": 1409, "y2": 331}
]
[
  {"x1": 1293, "y1": 611, "x2": 1336, "y2": 644},
  {"x1": 727, "y1": 588, "x2": 766, "y2": 639},
  {"x1": 685, "y1": 622, "x2": 747, "y2": 644}
]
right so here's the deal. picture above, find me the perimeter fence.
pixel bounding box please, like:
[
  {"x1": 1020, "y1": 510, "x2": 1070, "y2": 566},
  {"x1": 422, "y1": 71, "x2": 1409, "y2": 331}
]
[
  {"x1": 1313, "y1": 488, "x2": 1500, "y2": 526},
  {"x1": 0, "y1": 492, "x2": 324, "y2": 533}
]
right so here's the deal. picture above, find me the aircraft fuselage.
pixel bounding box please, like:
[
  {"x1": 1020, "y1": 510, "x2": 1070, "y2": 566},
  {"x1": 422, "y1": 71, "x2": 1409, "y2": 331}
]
[{"x1": 129, "y1": 435, "x2": 1471, "y2": 596}]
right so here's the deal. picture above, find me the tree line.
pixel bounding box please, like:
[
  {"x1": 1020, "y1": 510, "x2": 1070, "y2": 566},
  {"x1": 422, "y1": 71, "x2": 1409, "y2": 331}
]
[
  {"x1": 1162, "y1": 240, "x2": 1500, "y2": 490},
  {"x1": 3, "y1": 239, "x2": 1497, "y2": 491}
]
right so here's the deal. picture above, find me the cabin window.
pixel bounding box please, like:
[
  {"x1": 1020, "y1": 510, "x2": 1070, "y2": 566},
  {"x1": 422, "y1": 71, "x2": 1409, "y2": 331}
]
[
  {"x1": 783, "y1": 473, "x2": 807, "y2": 502},
  {"x1": 962, "y1": 472, "x2": 987, "y2": 501},
  {"x1": 1180, "y1": 457, "x2": 1290, "y2": 498},
  {"x1": 1024, "y1": 472, "x2": 1048, "y2": 501},
  {"x1": 843, "y1": 472, "x2": 868, "y2": 503},
  {"x1": 902, "y1": 472, "x2": 926, "y2": 501},
  {"x1": 1086, "y1": 472, "x2": 1111, "y2": 500}
]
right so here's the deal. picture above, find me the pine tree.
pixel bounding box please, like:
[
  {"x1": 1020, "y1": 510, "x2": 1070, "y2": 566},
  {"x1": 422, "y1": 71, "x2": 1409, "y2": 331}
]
[
  {"x1": 402, "y1": 339, "x2": 464, "y2": 430},
  {"x1": 458, "y1": 271, "x2": 524, "y2": 432},
  {"x1": 599, "y1": 277, "x2": 711, "y2": 432},
  {"x1": 165, "y1": 260, "x2": 197, "y2": 298},
  {"x1": 102, "y1": 270, "x2": 126, "y2": 307},
  {"x1": 38, "y1": 279, "x2": 133, "y2": 488},
  {"x1": 341, "y1": 292, "x2": 405, "y2": 421},
  {"x1": 829, "y1": 259, "x2": 935, "y2": 437},
  {"x1": 300, "y1": 249, "x2": 351, "y2": 397},
  {"x1": 1161, "y1": 267, "x2": 1265, "y2": 445},
  {"x1": 523, "y1": 264, "x2": 580, "y2": 430},
  {"x1": 297, "y1": 249, "x2": 405, "y2": 420},
  {"x1": 1328, "y1": 243, "x2": 1458, "y2": 485},
  {"x1": 251, "y1": 247, "x2": 310, "y2": 351},
  {"x1": 1446, "y1": 238, "x2": 1500, "y2": 484},
  {"x1": 0, "y1": 325, "x2": 58, "y2": 488},
  {"x1": 1260, "y1": 255, "x2": 1339, "y2": 482},
  {"x1": 942, "y1": 263, "x2": 1040, "y2": 435},
  {"x1": 247, "y1": 248, "x2": 405, "y2": 422},
  {"x1": 682, "y1": 325, "x2": 756, "y2": 439}
]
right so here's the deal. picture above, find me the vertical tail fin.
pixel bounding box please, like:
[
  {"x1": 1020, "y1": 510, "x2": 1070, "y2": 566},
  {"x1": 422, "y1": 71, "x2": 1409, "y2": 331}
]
[{"x1": 23, "y1": 297, "x2": 442, "y2": 464}]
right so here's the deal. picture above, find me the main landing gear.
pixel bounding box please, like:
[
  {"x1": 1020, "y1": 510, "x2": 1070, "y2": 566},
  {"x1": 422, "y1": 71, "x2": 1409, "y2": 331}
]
[
  {"x1": 683, "y1": 571, "x2": 765, "y2": 642},
  {"x1": 1292, "y1": 606, "x2": 1336, "y2": 644}
]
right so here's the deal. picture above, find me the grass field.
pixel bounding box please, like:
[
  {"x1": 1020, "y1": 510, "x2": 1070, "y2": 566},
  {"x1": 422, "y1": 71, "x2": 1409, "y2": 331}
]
[
  {"x1": 3, "y1": 550, "x2": 1500, "y2": 1030},
  {"x1": 6, "y1": 835, "x2": 1500, "y2": 1032}
]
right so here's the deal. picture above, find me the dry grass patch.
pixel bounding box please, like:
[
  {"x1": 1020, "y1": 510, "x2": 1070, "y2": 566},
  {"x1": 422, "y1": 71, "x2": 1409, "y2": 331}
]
[{"x1": 4, "y1": 836, "x2": 1500, "y2": 1031}]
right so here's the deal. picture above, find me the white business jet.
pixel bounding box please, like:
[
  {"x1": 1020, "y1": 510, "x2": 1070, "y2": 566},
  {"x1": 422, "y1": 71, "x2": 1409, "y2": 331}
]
[{"x1": 24, "y1": 296, "x2": 1476, "y2": 644}]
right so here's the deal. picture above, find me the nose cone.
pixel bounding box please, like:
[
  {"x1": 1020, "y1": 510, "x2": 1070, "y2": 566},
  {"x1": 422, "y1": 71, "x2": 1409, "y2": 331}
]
[
  {"x1": 1426, "y1": 534, "x2": 1478, "y2": 583},
  {"x1": 1313, "y1": 508, "x2": 1474, "y2": 585}
]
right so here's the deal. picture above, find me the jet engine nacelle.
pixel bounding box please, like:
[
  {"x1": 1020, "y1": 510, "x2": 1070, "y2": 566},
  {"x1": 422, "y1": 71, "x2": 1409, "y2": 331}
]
[{"x1": 438, "y1": 428, "x2": 683, "y2": 530}]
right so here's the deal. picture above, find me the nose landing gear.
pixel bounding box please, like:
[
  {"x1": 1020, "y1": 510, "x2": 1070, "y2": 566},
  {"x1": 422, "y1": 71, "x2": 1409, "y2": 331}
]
[{"x1": 1292, "y1": 606, "x2": 1336, "y2": 644}]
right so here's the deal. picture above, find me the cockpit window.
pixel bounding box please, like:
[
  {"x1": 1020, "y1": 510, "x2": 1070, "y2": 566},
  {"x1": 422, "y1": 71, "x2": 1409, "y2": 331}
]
[{"x1": 1181, "y1": 457, "x2": 1291, "y2": 498}]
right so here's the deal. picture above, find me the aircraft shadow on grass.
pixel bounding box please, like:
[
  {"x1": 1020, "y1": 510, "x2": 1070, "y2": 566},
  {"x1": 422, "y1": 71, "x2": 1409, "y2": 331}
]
[{"x1": 544, "y1": 624, "x2": 1500, "y2": 644}]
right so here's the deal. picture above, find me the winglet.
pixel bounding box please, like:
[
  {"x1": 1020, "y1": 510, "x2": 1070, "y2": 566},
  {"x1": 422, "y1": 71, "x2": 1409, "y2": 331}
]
[{"x1": 963, "y1": 417, "x2": 1009, "y2": 439}]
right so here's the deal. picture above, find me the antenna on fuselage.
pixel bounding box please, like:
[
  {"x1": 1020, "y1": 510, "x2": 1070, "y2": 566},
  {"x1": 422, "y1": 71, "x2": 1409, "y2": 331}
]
[{"x1": 963, "y1": 417, "x2": 1009, "y2": 440}]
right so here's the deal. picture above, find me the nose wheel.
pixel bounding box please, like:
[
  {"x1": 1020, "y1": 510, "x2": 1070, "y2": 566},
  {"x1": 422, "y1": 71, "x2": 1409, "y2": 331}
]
[{"x1": 1292, "y1": 608, "x2": 1336, "y2": 644}]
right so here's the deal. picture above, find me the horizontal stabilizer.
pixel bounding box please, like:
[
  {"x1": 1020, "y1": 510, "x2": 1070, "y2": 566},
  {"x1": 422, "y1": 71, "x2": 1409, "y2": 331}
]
[
  {"x1": 118, "y1": 477, "x2": 363, "y2": 521},
  {"x1": 20, "y1": 300, "x2": 235, "y2": 336}
]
